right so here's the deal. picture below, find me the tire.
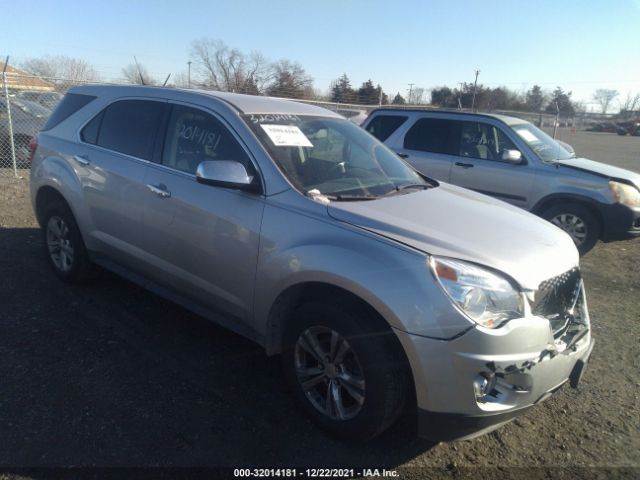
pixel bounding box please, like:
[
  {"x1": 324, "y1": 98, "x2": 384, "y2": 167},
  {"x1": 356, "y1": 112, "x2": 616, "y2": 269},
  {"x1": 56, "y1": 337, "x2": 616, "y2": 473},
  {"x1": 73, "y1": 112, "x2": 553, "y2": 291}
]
[
  {"x1": 282, "y1": 301, "x2": 410, "y2": 441},
  {"x1": 41, "y1": 200, "x2": 94, "y2": 283},
  {"x1": 541, "y1": 203, "x2": 601, "y2": 256}
]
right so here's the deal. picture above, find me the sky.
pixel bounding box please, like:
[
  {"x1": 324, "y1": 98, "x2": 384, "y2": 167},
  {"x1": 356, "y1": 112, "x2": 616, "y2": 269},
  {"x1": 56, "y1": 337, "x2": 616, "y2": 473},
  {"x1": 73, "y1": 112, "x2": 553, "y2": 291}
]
[{"x1": 2, "y1": 0, "x2": 639, "y2": 111}]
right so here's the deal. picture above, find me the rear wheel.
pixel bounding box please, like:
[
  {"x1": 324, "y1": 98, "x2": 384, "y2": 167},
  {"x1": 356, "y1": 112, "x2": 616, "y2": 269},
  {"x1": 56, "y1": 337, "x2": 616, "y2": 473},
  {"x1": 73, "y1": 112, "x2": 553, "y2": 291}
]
[
  {"x1": 41, "y1": 201, "x2": 94, "y2": 282},
  {"x1": 542, "y1": 203, "x2": 600, "y2": 256},
  {"x1": 282, "y1": 301, "x2": 410, "y2": 441}
]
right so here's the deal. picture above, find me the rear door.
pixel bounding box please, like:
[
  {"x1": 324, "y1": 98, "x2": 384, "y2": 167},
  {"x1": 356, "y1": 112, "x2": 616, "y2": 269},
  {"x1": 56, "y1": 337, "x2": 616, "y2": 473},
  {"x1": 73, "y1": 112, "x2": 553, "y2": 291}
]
[
  {"x1": 395, "y1": 117, "x2": 461, "y2": 181},
  {"x1": 449, "y1": 121, "x2": 536, "y2": 208},
  {"x1": 77, "y1": 98, "x2": 166, "y2": 269},
  {"x1": 141, "y1": 102, "x2": 265, "y2": 325}
]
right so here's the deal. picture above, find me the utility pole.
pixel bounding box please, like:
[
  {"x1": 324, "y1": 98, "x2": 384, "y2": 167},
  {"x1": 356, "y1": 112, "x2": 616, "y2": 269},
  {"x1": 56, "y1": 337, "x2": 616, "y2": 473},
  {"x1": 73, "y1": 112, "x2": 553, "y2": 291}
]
[
  {"x1": 187, "y1": 61, "x2": 192, "y2": 88},
  {"x1": 408, "y1": 83, "x2": 414, "y2": 104},
  {"x1": 458, "y1": 82, "x2": 464, "y2": 110},
  {"x1": 471, "y1": 69, "x2": 480, "y2": 111}
]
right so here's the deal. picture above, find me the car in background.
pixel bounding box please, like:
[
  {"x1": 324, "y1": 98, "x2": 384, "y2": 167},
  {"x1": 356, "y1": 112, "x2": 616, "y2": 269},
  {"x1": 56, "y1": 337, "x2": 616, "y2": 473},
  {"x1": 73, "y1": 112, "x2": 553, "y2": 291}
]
[
  {"x1": 11, "y1": 97, "x2": 52, "y2": 119},
  {"x1": 16, "y1": 90, "x2": 63, "y2": 110},
  {"x1": 616, "y1": 121, "x2": 640, "y2": 136},
  {"x1": 363, "y1": 109, "x2": 640, "y2": 255},
  {"x1": 0, "y1": 98, "x2": 47, "y2": 167},
  {"x1": 585, "y1": 122, "x2": 619, "y2": 133},
  {"x1": 30, "y1": 85, "x2": 594, "y2": 441}
]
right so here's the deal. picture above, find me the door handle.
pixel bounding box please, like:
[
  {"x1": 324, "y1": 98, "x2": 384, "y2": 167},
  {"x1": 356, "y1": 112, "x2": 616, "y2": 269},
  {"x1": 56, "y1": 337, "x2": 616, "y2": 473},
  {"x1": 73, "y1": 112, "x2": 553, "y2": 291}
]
[
  {"x1": 73, "y1": 154, "x2": 90, "y2": 166},
  {"x1": 396, "y1": 152, "x2": 409, "y2": 159},
  {"x1": 455, "y1": 162, "x2": 474, "y2": 168},
  {"x1": 146, "y1": 183, "x2": 171, "y2": 198}
]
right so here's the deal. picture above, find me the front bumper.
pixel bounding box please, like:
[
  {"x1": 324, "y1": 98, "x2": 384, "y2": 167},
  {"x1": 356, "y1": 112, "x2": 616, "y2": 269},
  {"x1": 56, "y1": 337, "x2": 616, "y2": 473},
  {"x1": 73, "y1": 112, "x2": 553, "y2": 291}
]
[
  {"x1": 395, "y1": 313, "x2": 593, "y2": 441},
  {"x1": 417, "y1": 338, "x2": 594, "y2": 440},
  {"x1": 600, "y1": 203, "x2": 640, "y2": 241}
]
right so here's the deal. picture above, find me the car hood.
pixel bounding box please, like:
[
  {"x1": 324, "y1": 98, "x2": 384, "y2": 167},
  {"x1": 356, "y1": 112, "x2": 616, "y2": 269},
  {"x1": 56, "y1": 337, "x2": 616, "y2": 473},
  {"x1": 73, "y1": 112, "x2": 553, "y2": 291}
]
[
  {"x1": 327, "y1": 183, "x2": 578, "y2": 291},
  {"x1": 557, "y1": 157, "x2": 640, "y2": 189}
]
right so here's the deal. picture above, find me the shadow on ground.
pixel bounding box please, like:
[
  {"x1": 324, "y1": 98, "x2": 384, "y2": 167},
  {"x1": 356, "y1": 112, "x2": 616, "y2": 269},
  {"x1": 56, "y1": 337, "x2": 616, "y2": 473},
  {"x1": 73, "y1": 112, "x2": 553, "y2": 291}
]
[{"x1": 0, "y1": 227, "x2": 435, "y2": 467}]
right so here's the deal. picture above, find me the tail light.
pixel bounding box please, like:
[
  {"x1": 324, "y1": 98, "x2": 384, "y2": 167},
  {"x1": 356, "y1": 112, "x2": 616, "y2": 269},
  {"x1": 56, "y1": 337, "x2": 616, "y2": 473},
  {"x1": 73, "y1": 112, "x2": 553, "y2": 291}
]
[{"x1": 28, "y1": 136, "x2": 38, "y2": 164}]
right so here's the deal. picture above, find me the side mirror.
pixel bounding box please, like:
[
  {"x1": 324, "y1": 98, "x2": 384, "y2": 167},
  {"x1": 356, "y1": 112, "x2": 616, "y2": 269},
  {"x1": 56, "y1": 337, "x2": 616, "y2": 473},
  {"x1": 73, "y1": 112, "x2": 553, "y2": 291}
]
[
  {"x1": 196, "y1": 160, "x2": 257, "y2": 191},
  {"x1": 501, "y1": 149, "x2": 523, "y2": 164}
]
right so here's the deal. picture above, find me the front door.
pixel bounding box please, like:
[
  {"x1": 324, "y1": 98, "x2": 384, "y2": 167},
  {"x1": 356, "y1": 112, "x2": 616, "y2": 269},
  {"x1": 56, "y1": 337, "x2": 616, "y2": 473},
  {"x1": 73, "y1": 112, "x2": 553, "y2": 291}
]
[
  {"x1": 449, "y1": 121, "x2": 536, "y2": 208},
  {"x1": 142, "y1": 103, "x2": 265, "y2": 324}
]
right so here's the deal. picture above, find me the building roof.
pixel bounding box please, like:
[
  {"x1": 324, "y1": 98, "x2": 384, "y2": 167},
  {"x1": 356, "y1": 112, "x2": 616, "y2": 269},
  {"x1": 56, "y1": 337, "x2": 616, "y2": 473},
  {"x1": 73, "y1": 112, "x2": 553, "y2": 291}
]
[{"x1": 2, "y1": 65, "x2": 55, "y2": 92}]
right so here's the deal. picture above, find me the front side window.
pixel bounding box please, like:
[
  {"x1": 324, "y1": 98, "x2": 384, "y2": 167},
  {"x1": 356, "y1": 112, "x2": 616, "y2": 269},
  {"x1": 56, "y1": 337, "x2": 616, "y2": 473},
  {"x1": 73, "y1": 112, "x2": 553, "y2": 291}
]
[
  {"x1": 244, "y1": 114, "x2": 429, "y2": 199},
  {"x1": 403, "y1": 118, "x2": 459, "y2": 155},
  {"x1": 365, "y1": 115, "x2": 408, "y2": 141},
  {"x1": 94, "y1": 100, "x2": 165, "y2": 160},
  {"x1": 161, "y1": 105, "x2": 251, "y2": 175},
  {"x1": 459, "y1": 122, "x2": 518, "y2": 161}
]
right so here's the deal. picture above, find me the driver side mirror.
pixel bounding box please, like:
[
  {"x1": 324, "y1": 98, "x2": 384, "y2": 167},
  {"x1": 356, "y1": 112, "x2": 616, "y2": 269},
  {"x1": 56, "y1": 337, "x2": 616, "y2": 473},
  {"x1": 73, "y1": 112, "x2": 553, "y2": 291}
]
[
  {"x1": 196, "y1": 160, "x2": 258, "y2": 192},
  {"x1": 501, "y1": 149, "x2": 524, "y2": 164}
]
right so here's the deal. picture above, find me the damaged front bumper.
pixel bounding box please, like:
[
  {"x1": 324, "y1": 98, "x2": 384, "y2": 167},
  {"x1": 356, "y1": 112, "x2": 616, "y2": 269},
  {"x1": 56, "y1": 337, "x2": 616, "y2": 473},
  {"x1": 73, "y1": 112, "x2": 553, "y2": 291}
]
[{"x1": 395, "y1": 291, "x2": 593, "y2": 441}]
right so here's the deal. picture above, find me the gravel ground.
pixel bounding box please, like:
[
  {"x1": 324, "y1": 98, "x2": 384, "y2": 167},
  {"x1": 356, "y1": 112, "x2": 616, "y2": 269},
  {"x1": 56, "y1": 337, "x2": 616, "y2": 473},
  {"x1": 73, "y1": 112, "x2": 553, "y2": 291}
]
[{"x1": 0, "y1": 130, "x2": 638, "y2": 478}]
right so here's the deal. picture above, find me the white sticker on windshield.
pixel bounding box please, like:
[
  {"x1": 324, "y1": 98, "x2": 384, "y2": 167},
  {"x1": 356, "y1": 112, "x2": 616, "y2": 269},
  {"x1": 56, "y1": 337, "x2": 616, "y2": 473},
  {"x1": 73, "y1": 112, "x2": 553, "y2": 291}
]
[
  {"x1": 260, "y1": 124, "x2": 313, "y2": 147},
  {"x1": 516, "y1": 129, "x2": 538, "y2": 142}
]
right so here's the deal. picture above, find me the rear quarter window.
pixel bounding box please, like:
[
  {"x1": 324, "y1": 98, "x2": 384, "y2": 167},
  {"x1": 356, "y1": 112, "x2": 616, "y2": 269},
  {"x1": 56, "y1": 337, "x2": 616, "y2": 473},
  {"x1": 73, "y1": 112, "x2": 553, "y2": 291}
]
[
  {"x1": 41, "y1": 93, "x2": 96, "y2": 131},
  {"x1": 365, "y1": 114, "x2": 408, "y2": 141}
]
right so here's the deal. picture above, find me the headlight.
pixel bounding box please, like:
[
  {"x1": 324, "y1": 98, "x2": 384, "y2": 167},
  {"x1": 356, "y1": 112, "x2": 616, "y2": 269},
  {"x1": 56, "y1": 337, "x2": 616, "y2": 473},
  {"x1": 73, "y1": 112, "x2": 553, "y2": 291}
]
[
  {"x1": 609, "y1": 181, "x2": 640, "y2": 208},
  {"x1": 430, "y1": 257, "x2": 524, "y2": 329}
]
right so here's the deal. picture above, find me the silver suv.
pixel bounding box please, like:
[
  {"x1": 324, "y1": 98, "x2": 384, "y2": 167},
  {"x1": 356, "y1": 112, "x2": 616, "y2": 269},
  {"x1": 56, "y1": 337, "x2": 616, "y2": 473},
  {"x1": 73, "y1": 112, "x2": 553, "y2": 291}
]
[
  {"x1": 363, "y1": 109, "x2": 640, "y2": 255},
  {"x1": 31, "y1": 86, "x2": 593, "y2": 441}
]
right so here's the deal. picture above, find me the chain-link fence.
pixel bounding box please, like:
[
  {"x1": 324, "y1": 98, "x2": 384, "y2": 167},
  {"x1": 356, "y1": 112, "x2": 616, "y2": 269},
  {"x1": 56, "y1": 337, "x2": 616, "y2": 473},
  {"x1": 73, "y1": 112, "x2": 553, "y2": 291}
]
[{"x1": 0, "y1": 71, "x2": 581, "y2": 178}]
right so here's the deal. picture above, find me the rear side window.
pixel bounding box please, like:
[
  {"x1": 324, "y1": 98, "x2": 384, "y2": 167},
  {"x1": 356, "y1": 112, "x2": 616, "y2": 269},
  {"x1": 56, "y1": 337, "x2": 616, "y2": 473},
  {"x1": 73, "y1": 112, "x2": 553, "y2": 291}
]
[
  {"x1": 403, "y1": 118, "x2": 460, "y2": 155},
  {"x1": 366, "y1": 115, "x2": 408, "y2": 141},
  {"x1": 41, "y1": 93, "x2": 96, "y2": 131},
  {"x1": 91, "y1": 100, "x2": 165, "y2": 160}
]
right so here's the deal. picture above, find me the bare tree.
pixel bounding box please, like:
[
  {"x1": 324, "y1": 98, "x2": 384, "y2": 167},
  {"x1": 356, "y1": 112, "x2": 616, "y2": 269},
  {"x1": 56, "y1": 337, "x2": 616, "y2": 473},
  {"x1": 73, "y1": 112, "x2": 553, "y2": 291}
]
[
  {"x1": 593, "y1": 88, "x2": 619, "y2": 114},
  {"x1": 121, "y1": 63, "x2": 156, "y2": 85},
  {"x1": 408, "y1": 87, "x2": 425, "y2": 104},
  {"x1": 21, "y1": 55, "x2": 99, "y2": 82},
  {"x1": 191, "y1": 39, "x2": 260, "y2": 92},
  {"x1": 619, "y1": 91, "x2": 640, "y2": 114},
  {"x1": 266, "y1": 60, "x2": 313, "y2": 98}
]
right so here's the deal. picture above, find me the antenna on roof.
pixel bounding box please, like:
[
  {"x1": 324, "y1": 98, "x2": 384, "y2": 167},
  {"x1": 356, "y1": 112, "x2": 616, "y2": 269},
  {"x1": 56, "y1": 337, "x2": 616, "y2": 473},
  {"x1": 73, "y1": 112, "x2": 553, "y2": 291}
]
[
  {"x1": 2, "y1": 56, "x2": 9, "y2": 74},
  {"x1": 162, "y1": 73, "x2": 171, "y2": 87},
  {"x1": 133, "y1": 56, "x2": 145, "y2": 85}
]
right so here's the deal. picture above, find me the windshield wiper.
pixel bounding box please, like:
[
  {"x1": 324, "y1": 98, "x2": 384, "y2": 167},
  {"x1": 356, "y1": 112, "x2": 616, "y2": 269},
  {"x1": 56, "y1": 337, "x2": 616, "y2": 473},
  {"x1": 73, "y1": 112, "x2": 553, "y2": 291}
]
[{"x1": 382, "y1": 183, "x2": 430, "y2": 197}]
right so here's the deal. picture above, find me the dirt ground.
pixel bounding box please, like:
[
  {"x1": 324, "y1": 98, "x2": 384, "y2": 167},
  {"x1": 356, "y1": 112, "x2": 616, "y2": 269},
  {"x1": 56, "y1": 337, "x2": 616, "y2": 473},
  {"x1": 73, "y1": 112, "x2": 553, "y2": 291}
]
[{"x1": 0, "y1": 130, "x2": 638, "y2": 477}]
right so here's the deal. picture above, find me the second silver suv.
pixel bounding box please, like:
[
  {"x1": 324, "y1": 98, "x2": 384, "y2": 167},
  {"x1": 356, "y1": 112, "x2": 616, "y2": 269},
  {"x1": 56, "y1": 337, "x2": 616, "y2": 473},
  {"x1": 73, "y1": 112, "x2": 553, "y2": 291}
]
[
  {"x1": 364, "y1": 109, "x2": 640, "y2": 254},
  {"x1": 31, "y1": 86, "x2": 593, "y2": 441}
]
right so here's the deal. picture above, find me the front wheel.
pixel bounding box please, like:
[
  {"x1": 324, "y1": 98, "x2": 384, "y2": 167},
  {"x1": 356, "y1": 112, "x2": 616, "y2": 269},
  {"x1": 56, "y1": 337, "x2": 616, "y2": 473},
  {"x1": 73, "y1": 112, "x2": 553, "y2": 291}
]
[
  {"x1": 282, "y1": 302, "x2": 410, "y2": 441},
  {"x1": 542, "y1": 203, "x2": 601, "y2": 256}
]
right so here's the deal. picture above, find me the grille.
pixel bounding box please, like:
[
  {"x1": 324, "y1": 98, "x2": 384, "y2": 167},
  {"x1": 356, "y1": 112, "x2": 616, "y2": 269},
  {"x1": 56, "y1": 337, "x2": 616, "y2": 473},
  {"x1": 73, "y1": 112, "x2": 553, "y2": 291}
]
[{"x1": 532, "y1": 268, "x2": 583, "y2": 337}]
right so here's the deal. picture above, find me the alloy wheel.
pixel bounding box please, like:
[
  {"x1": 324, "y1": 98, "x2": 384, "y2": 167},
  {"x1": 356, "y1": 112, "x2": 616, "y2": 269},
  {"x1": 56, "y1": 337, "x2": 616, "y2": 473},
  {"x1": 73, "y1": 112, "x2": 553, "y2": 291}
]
[
  {"x1": 46, "y1": 216, "x2": 74, "y2": 272},
  {"x1": 294, "y1": 326, "x2": 365, "y2": 420},
  {"x1": 551, "y1": 213, "x2": 587, "y2": 247}
]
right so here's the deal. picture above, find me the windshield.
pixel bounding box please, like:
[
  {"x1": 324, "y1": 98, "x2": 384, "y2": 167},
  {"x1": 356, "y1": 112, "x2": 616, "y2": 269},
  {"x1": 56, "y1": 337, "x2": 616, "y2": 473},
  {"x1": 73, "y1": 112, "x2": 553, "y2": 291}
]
[
  {"x1": 511, "y1": 123, "x2": 572, "y2": 162},
  {"x1": 243, "y1": 114, "x2": 429, "y2": 199}
]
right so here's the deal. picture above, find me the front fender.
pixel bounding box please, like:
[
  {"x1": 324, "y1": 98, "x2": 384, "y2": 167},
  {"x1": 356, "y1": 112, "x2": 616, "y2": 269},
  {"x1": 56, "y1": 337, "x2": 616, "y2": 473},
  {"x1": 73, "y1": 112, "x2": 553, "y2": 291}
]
[{"x1": 253, "y1": 202, "x2": 473, "y2": 342}]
